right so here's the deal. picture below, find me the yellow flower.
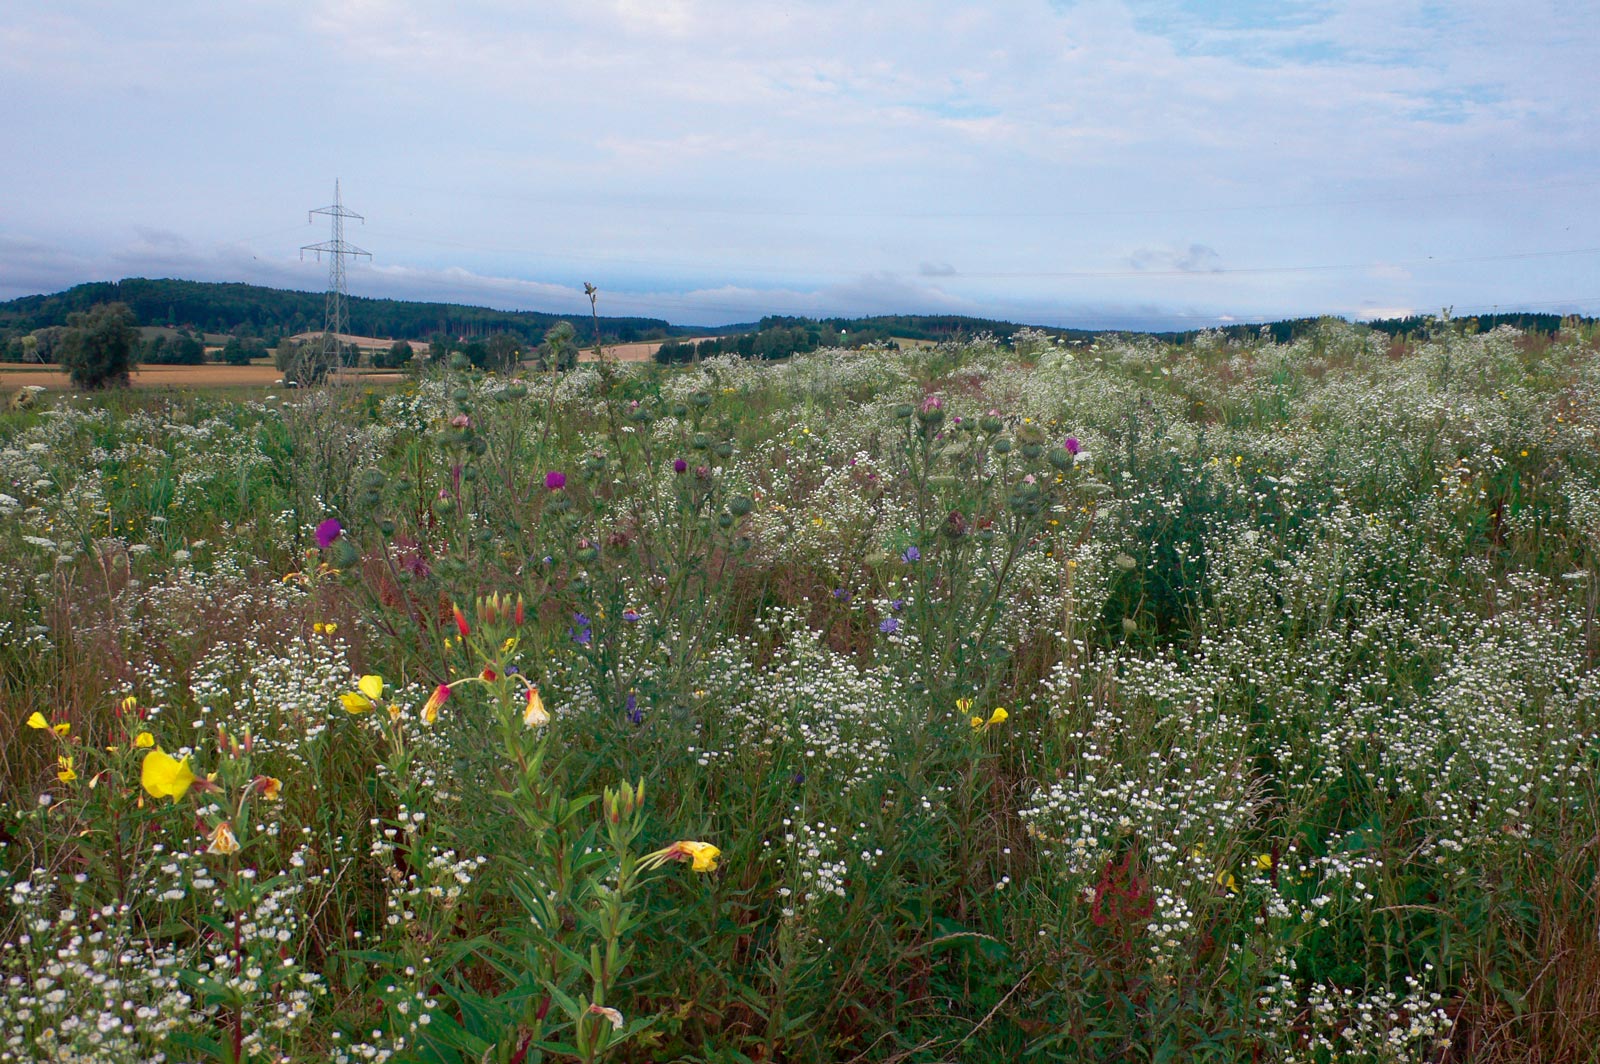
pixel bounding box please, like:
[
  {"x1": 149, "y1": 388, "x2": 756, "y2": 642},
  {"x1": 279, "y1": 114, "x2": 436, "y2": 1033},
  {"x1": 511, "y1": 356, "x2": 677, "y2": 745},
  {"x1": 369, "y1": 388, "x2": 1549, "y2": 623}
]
[
  {"x1": 970, "y1": 707, "x2": 1008, "y2": 731},
  {"x1": 206, "y1": 821, "x2": 241, "y2": 855},
  {"x1": 56, "y1": 756, "x2": 77, "y2": 783},
  {"x1": 500, "y1": 636, "x2": 519, "y2": 654},
  {"x1": 120, "y1": 696, "x2": 139, "y2": 715},
  {"x1": 27, "y1": 711, "x2": 49, "y2": 730},
  {"x1": 313, "y1": 621, "x2": 338, "y2": 635},
  {"x1": 523, "y1": 687, "x2": 550, "y2": 728},
  {"x1": 641, "y1": 840, "x2": 722, "y2": 873},
  {"x1": 256, "y1": 776, "x2": 283, "y2": 801},
  {"x1": 340, "y1": 674, "x2": 384, "y2": 714},
  {"x1": 1255, "y1": 853, "x2": 1274, "y2": 871},
  {"x1": 1216, "y1": 869, "x2": 1238, "y2": 893},
  {"x1": 52, "y1": 722, "x2": 69, "y2": 737},
  {"x1": 134, "y1": 731, "x2": 155, "y2": 748},
  {"x1": 956, "y1": 698, "x2": 973, "y2": 715},
  {"x1": 141, "y1": 748, "x2": 197, "y2": 801}
]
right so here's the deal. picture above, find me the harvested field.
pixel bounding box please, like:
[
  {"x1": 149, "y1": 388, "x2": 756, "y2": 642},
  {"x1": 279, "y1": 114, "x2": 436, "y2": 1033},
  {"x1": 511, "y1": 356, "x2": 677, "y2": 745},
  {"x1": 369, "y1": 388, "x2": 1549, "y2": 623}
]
[{"x1": 0, "y1": 364, "x2": 404, "y2": 390}]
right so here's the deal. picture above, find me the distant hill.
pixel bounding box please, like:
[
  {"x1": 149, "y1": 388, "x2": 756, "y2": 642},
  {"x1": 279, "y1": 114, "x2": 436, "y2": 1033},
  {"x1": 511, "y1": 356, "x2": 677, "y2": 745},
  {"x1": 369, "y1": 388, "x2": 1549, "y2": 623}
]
[
  {"x1": 0, "y1": 278, "x2": 698, "y2": 346},
  {"x1": 4, "y1": 278, "x2": 1590, "y2": 353}
]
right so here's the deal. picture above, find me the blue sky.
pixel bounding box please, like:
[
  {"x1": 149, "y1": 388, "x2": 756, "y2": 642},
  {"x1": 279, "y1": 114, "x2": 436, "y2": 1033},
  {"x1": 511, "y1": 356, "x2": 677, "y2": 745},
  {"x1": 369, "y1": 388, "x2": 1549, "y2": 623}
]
[{"x1": 2, "y1": 0, "x2": 1596, "y2": 329}]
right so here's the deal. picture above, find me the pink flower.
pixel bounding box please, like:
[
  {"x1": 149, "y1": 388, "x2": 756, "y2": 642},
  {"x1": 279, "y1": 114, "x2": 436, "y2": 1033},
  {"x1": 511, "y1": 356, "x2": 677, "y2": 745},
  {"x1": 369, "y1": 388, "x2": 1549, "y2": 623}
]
[
  {"x1": 544, "y1": 471, "x2": 567, "y2": 491},
  {"x1": 314, "y1": 519, "x2": 343, "y2": 550}
]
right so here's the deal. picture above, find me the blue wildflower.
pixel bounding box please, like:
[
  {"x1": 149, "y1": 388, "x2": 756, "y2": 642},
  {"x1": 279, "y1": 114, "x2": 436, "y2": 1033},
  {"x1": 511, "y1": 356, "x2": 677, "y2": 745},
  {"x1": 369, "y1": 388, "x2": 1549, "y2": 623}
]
[
  {"x1": 880, "y1": 617, "x2": 900, "y2": 634},
  {"x1": 901, "y1": 545, "x2": 920, "y2": 563}
]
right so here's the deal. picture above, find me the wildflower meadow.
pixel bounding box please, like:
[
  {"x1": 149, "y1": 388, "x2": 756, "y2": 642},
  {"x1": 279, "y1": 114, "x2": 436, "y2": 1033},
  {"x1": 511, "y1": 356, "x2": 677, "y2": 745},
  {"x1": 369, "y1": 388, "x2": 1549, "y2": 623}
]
[{"x1": 1, "y1": 319, "x2": 1598, "y2": 1063}]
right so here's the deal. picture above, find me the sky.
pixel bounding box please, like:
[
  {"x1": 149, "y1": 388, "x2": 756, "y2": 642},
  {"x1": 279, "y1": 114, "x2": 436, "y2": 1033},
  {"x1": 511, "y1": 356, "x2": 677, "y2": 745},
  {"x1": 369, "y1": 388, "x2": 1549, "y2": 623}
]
[{"x1": 2, "y1": 0, "x2": 1597, "y2": 330}]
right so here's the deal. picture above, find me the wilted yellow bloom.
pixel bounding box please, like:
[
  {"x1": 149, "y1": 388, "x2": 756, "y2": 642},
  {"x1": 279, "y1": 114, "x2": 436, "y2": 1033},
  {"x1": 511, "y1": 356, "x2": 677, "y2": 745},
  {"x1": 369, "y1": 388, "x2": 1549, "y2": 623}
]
[
  {"x1": 421, "y1": 684, "x2": 449, "y2": 726},
  {"x1": 134, "y1": 731, "x2": 155, "y2": 748},
  {"x1": 120, "y1": 696, "x2": 139, "y2": 715},
  {"x1": 587, "y1": 1003, "x2": 624, "y2": 1031},
  {"x1": 256, "y1": 776, "x2": 283, "y2": 801},
  {"x1": 141, "y1": 748, "x2": 197, "y2": 801},
  {"x1": 340, "y1": 674, "x2": 384, "y2": 714},
  {"x1": 956, "y1": 698, "x2": 973, "y2": 715},
  {"x1": 206, "y1": 821, "x2": 241, "y2": 855},
  {"x1": 523, "y1": 687, "x2": 550, "y2": 728},
  {"x1": 56, "y1": 756, "x2": 77, "y2": 783}
]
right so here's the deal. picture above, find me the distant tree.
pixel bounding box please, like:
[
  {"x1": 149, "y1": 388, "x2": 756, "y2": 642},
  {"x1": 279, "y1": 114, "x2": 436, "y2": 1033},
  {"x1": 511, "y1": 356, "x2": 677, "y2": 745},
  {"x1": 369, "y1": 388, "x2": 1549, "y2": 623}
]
[
  {"x1": 221, "y1": 336, "x2": 266, "y2": 366},
  {"x1": 274, "y1": 338, "x2": 336, "y2": 385},
  {"x1": 486, "y1": 333, "x2": 521, "y2": 372},
  {"x1": 60, "y1": 303, "x2": 139, "y2": 390},
  {"x1": 29, "y1": 327, "x2": 68, "y2": 364},
  {"x1": 427, "y1": 334, "x2": 452, "y2": 363},
  {"x1": 375, "y1": 339, "x2": 414, "y2": 369},
  {"x1": 145, "y1": 330, "x2": 206, "y2": 365}
]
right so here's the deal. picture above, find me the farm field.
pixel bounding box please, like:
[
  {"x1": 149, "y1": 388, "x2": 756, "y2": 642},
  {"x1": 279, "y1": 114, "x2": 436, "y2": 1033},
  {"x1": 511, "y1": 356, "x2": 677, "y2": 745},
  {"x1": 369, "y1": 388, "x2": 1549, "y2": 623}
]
[
  {"x1": 0, "y1": 363, "x2": 410, "y2": 391},
  {"x1": 1, "y1": 322, "x2": 1598, "y2": 1062}
]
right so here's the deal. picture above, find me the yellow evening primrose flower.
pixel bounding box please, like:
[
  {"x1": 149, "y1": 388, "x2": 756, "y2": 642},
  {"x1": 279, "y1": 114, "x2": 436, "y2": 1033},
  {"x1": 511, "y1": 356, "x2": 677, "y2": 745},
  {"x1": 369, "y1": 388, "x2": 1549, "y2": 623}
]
[
  {"x1": 26, "y1": 711, "x2": 49, "y2": 730},
  {"x1": 1216, "y1": 869, "x2": 1238, "y2": 893},
  {"x1": 523, "y1": 687, "x2": 550, "y2": 728},
  {"x1": 1255, "y1": 853, "x2": 1274, "y2": 871},
  {"x1": 986, "y1": 707, "x2": 1008, "y2": 727},
  {"x1": 206, "y1": 821, "x2": 241, "y2": 855},
  {"x1": 52, "y1": 722, "x2": 70, "y2": 737},
  {"x1": 135, "y1": 732, "x2": 155, "y2": 748},
  {"x1": 340, "y1": 674, "x2": 384, "y2": 714},
  {"x1": 141, "y1": 748, "x2": 198, "y2": 801},
  {"x1": 57, "y1": 756, "x2": 77, "y2": 783},
  {"x1": 666, "y1": 840, "x2": 721, "y2": 872}
]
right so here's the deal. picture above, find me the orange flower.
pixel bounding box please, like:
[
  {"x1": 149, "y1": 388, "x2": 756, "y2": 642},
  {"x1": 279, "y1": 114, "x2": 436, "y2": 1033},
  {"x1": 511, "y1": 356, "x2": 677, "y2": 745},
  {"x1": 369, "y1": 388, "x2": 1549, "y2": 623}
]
[{"x1": 421, "y1": 684, "x2": 449, "y2": 725}]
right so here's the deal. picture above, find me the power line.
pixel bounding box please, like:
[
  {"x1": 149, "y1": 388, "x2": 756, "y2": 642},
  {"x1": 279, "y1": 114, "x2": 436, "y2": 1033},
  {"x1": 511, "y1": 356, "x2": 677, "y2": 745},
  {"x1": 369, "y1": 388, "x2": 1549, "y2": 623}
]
[{"x1": 301, "y1": 181, "x2": 371, "y2": 372}]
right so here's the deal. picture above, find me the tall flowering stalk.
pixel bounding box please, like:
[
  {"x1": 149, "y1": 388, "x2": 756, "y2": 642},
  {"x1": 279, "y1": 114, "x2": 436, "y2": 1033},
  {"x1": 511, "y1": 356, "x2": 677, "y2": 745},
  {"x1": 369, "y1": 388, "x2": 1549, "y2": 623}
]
[{"x1": 441, "y1": 591, "x2": 717, "y2": 1062}]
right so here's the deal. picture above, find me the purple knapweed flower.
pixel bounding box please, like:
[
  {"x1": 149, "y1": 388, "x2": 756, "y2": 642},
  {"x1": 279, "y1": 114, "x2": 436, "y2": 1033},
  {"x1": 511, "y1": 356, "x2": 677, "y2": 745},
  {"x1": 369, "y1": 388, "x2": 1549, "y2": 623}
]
[
  {"x1": 544, "y1": 471, "x2": 567, "y2": 491},
  {"x1": 314, "y1": 519, "x2": 343, "y2": 550}
]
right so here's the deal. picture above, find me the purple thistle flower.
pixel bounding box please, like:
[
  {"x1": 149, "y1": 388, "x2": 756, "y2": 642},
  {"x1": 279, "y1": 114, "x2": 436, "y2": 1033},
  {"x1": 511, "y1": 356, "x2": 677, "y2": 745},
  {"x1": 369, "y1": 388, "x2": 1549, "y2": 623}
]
[
  {"x1": 673, "y1": 458, "x2": 688, "y2": 474},
  {"x1": 901, "y1": 545, "x2": 920, "y2": 563},
  {"x1": 879, "y1": 617, "x2": 900, "y2": 634},
  {"x1": 314, "y1": 518, "x2": 343, "y2": 550},
  {"x1": 1063, "y1": 436, "x2": 1081, "y2": 456},
  {"x1": 544, "y1": 471, "x2": 567, "y2": 491}
]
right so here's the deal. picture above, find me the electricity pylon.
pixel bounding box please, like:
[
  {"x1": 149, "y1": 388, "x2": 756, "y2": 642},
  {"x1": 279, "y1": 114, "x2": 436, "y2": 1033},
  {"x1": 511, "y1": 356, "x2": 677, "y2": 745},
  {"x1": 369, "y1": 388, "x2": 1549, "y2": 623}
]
[{"x1": 301, "y1": 181, "x2": 370, "y2": 375}]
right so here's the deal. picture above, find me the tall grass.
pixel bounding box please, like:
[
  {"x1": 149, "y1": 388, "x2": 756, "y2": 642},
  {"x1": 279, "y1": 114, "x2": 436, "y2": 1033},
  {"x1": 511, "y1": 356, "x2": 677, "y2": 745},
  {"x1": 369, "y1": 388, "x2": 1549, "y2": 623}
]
[{"x1": 0, "y1": 320, "x2": 1597, "y2": 1062}]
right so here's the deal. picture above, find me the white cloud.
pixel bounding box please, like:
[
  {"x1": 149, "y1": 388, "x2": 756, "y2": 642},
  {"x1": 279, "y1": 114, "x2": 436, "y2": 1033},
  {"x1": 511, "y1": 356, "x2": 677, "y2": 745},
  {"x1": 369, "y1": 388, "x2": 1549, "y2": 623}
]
[{"x1": 3, "y1": 1, "x2": 1597, "y2": 326}]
